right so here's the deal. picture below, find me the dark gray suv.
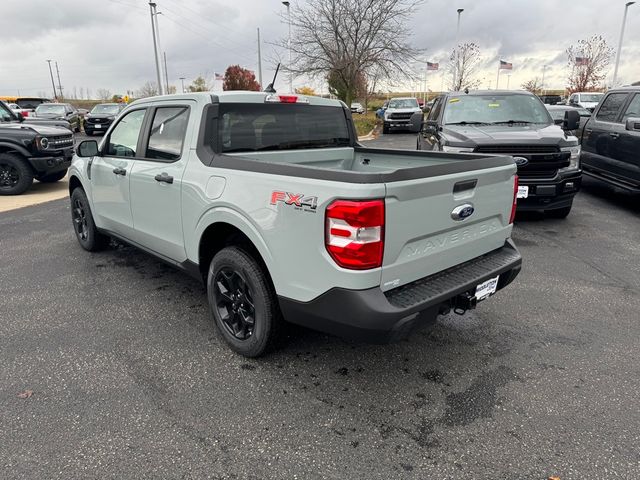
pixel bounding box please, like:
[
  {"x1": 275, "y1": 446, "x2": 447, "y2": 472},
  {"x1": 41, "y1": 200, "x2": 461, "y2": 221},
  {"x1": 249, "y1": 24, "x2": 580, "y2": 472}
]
[{"x1": 580, "y1": 86, "x2": 640, "y2": 192}]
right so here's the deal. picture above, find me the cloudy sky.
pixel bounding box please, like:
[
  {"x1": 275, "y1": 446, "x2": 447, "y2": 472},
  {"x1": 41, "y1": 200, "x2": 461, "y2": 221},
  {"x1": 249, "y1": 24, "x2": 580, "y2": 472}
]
[{"x1": 1, "y1": 0, "x2": 638, "y2": 98}]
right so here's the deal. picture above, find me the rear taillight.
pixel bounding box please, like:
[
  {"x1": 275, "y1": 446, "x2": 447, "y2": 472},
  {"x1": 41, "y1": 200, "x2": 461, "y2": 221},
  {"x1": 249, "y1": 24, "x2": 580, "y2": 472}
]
[
  {"x1": 325, "y1": 199, "x2": 385, "y2": 270},
  {"x1": 265, "y1": 94, "x2": 310, "y2": 104},
  {"x1": 509, "y1": 175, "x2": 518, "y2": 224}
]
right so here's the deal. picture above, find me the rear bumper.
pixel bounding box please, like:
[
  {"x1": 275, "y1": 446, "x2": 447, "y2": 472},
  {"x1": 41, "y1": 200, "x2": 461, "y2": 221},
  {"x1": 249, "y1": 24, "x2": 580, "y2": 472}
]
[
  {"x1": 517, "y1": 170, "x2": 582, "y2": 211},
  {"x1": 278, "y1": 239, "x2": 522, "y2": 343}
]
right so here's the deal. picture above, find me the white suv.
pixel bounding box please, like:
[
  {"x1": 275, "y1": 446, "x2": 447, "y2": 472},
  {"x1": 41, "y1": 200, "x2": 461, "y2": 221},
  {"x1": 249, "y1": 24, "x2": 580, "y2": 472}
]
[{"x1": 383, "y1": 97, "x2": 422, "y2": 134}]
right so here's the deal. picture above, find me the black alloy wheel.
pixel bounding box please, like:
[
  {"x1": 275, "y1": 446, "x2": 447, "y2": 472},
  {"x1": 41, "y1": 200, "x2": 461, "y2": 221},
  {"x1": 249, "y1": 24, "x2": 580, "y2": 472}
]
[
  {"x1": 72, "y1": 197, "x2": 89, "y2": 242},
  {"x1": 214, "y1": 267, "x2": 256, "y2": 340},
  {"x1": 0, "y1": 162, "x2": 20, "y2": 190}
]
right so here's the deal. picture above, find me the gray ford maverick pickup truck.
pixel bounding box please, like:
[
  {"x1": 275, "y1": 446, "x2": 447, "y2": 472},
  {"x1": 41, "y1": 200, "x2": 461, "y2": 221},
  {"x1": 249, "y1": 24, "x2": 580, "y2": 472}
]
[{"x1": 69, "y1": 91, "x2": 522, "y2": 356}]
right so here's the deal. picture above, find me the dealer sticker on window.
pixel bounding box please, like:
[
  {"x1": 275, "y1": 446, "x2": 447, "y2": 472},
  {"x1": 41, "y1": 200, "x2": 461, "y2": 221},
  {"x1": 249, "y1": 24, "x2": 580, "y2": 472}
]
[
  {"x1": 517, "y1": 185, "x2": 529, "y2": 199},
  {"x1": 475, "y1": 276, "x2": 499, "y2": 301}
]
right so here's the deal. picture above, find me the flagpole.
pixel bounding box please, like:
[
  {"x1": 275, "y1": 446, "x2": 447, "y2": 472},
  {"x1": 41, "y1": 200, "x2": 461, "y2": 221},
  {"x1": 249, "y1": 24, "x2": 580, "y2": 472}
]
[{"x1": 496, "y1": 64, "x2": 501, "y2": 90}]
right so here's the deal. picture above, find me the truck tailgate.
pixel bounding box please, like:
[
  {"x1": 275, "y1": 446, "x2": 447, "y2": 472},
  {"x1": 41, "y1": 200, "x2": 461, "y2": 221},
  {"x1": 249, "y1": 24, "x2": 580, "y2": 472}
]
[{"x1": 381, "y1": 163, "x2": 516, "y2": 291}]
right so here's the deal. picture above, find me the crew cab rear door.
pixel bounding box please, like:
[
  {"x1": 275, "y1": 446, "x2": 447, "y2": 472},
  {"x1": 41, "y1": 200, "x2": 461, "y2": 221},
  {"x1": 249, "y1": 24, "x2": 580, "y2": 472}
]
[
  {"x1": 128, "y1": 102, "x2": 193, "y2": 262},
  {"x1": 381, "y1": 159, "x2": 516, "y2": 291}
]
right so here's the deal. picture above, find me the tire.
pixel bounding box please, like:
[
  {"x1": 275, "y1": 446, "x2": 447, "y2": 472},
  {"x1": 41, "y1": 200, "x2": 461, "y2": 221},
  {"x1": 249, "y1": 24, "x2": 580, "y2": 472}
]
[
  {"x1": 546, "y1": 204, "x2": 572, "y2": 219},
  {"x1": 70, "y1": 188, "x2": 109, "y2": 251},
  {"x1": 383, "y1": 122, "x2": 390, "y2": 134},
  {"x1": 0, "y1": 152, "x2": 34, "y2": 195},
  {"x1": 207, "y1": 246, "x2": 282, "y2": 357},
  {"x1": 37, "y1": 169, "x2": 67, "y2": 183}
]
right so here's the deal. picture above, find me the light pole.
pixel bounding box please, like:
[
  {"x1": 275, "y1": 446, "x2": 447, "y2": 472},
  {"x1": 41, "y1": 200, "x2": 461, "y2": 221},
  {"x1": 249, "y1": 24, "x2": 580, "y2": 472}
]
[
  {"x1": 613, "y1": 1, "x2": 635, "y2": 86},
  {"x1": 541, "y1": 64, "x2": 548, "y2": 96},
  {"x1": 149, "y1": 2, "x2": 164, "y2": 95},
  {"x1": 452, "y1": 8, "x2": 464, "y2": 90},
  {"x1": 282, "y1": 1, "x2": 293, "y2": 92},
  {"x1": 46, "y1": 60, "x2": 57, "y2": 100},
  {"x1": 180, "y1": 77, "x2": 186, "y2": 93},
  {"x1": 506, "y1": 73, "x2": 511, "y2": 89}
]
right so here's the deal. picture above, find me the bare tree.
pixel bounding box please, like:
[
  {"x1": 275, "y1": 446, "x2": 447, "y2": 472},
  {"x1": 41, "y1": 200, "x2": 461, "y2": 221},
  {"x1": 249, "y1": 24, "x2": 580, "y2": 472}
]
[
  {"x1": 566, "y1": 35, "x2": 613, "y2": 92},
  {"x1": 521, "y1": 77, "x2": 543, "y2": 94},
  {"x1": 96, "y1": 88, "x2": 111, "y2": 101},
  {"x1": 137, "y1": 81, "x2": 159, "y2": 98},
  {"x1": 277, "y1": 0, "x2": 423, "y2": 106},
  {"x1": 79, "y1": 87, "x2": 85, "y2": 99},
  {"x1": 446, "y1": 43, "x2": 481, "y2": 91},
  {"x1": 86, "y1": 88, "x2": 92, "y2": 99}
]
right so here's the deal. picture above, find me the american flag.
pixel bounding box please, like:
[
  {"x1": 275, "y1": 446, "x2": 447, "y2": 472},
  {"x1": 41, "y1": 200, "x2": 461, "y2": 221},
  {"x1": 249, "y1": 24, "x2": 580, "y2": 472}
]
[
  {"x1": 214, "y1": 73, "x2": 224, "y2": 81},
  {"x1": 575, "y1": 57, "x2": 590, "y2": 66},
  {"x1": 427, "y1": 62, "x2": 439, "y2": 71},
  {"x1": 499, "y1": 60, "x2": 513, "y2": 70}
]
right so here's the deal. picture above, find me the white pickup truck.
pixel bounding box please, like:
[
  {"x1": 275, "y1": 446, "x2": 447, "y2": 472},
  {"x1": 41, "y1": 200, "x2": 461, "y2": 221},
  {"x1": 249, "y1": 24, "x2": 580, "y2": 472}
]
[{"x1": 69, "y1": 91, "x2": 521, "y2": 357}]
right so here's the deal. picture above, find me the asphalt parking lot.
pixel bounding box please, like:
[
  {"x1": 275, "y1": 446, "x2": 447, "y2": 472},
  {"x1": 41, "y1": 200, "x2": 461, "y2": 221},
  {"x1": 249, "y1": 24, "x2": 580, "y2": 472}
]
[{"x1": 1, "y1": 132, "x2": 639, "y2": 479}]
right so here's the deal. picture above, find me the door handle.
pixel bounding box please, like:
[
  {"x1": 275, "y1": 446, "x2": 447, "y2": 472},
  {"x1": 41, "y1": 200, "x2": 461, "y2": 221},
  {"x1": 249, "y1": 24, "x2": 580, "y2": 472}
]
[
  {"x1": 154, "y1": 172, "x2": 174, "y2": 184},
  {"x1": 609, "y1": 132, "x2": 620, "y2": 139},
  {"x1": 112, "y1": 167, "x2": 126, "y2": 176}
]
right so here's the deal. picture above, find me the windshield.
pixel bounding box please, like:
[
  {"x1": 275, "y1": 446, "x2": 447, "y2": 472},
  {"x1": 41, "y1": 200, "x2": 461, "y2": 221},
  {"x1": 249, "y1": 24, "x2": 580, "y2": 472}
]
[
  {"x1": 0, "y1": 101, "x2": 16, "y2": 122},
  {"x1": 91, "y1": 104, "x2": 121, "y2": 115},
  {"x1": 388, "y1": 98, "x2": 419, "y2": 109},
  {"x1": 580, "y1": 94, "x2": 603, "y2": 103},
  {"x1": 36, "y1": 105, "x2": 66, "y2": 115},
  {"x1": 218, "y1": 103, "x2": 351, "y2": 153},
  {"x1": 443, "y1": 94, "x2": 552, "y2": 125}
]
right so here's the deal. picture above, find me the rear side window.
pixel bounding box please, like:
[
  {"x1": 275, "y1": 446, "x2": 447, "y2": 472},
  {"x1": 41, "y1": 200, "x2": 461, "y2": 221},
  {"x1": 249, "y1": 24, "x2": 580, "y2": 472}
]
[
  {"x1": 106, "y1": 109, "x2": 146, "y2": 157},
  {"x1": 622, "y1": 94, "x2": 640, "y2": 121},
  {"x1": 146, "y1": 107, "x2": 189, "y2": 160},
  {"x1": 596, "y1": 93, "x2": 628, "y2": 123},
  {"x1": 218, "y1": 103, "x2": 350, "y2": 153}
]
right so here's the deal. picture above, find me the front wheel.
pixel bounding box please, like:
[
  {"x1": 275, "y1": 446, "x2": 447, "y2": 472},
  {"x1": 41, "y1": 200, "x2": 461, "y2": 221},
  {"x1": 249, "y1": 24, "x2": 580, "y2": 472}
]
[
  {"x1": 0, "y1": 153, "x2": 33, "y2": 195},
  {"x1": 70, "y1": 188, "x2": 109, "y2": 251},
  {"x1": 207, "y1": 247, "x2": 282, "y2": 357},
  {"x1": 37, "y1": 169, "x2": 67, "y2": 183},
  {"x1": 546, "y1": 204, "x2": 573, "y2": 219}
]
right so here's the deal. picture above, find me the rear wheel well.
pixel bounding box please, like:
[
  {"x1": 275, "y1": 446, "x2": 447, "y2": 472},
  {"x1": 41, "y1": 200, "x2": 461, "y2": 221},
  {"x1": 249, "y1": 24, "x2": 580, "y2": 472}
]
[{"x1": 198, "y1": 223, "x2": 272, "y2": 286}]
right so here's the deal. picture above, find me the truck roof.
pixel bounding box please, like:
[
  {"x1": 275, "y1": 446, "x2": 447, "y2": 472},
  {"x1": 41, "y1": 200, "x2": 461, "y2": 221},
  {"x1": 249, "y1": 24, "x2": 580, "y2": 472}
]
[
  {"x1": 129, "y1": 91, "x2": 344, "y2": 108},
  {"x1": 446, "y1": 90, "x2": 534, "y2": 97}
]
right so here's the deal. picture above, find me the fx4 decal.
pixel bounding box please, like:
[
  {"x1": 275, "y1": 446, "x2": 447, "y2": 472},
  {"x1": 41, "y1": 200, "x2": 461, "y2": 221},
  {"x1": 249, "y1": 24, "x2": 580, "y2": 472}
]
[{"x1": 271, "y1": 191, "x2": 318, "y2": 213}]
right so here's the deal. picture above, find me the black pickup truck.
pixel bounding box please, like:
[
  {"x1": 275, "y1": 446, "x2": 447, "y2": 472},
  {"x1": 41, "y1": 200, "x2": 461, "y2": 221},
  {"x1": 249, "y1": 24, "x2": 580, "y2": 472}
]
[
  {"x1": 414, "y1": 90, "x2": 582, "y2": 218},
  {"x1": 0, "y1": 100, "x2": 74, "y2": 195},
  {"x1": 579, "y1": 86, "x2": 640, "y2": 192}
]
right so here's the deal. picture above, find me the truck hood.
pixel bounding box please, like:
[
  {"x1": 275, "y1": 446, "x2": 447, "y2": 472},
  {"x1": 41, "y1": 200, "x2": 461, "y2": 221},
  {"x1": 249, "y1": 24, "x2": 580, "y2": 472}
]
[
  {"x1": 86, "y1": 113, "x2": 116, "y2": 120},
  {"x1": 578, "y1": 102, "x2": 599, "y2": 109},
  {"x1": 443, "y1": 123, "x2": 574, "y2": 146},
  {"x1": 0, "y1": 122, "x2": 72, "y2": 136}
]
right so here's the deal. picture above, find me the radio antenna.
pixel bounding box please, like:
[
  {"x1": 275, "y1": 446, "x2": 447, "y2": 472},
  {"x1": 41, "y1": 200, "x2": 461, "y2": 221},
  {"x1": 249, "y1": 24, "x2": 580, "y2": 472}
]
[{"x1": 264, "y1": 63, "x2": 280, "y2": 93}]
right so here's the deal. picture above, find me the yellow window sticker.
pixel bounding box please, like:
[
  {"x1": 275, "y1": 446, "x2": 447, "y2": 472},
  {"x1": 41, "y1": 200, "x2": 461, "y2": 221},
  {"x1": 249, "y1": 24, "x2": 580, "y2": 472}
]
[
  {"x1": 449, "y1": 98, "x2": 460, "y2": 103},
  {"x1": 488, "y1": 103, "x2": 500, "y2": 107}
]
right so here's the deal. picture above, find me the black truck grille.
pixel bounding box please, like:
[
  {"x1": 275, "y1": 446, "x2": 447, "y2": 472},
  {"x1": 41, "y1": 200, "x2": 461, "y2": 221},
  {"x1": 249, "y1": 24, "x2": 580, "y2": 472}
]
[
  {"x1": 474, "y1": 145, "x2": 568, "y2": 179},
  {"x1": 388, "y1": 112, "x2": 414, "y2": 120},
  {"x1": 49, "y1": 135, "x2": 74, "y2": 149}
]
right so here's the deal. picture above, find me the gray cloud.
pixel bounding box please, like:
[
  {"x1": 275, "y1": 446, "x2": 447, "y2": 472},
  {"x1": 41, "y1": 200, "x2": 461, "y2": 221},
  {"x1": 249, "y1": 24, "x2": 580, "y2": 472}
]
[{"x1": 1, "y1": 0, "x2": 638, "y2": 97}]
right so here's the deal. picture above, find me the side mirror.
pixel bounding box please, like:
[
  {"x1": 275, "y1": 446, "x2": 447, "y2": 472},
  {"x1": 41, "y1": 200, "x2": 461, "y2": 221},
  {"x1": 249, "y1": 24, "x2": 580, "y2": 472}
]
[
  {"x1": 77, "y1": 140, "x2": 99, "y2": 157},
  {"x1": 626, "y1": 117, "x2": 640, "y2": 132},
  {"x1": 409, "y1": 112, "x2": 424, "y2": 133},
  {"x1": 563, "y1": 109, "x2": 580, "y2": 131},
  {"x1": 423, "y1": 120, "x2": 439, "y2": 135}
]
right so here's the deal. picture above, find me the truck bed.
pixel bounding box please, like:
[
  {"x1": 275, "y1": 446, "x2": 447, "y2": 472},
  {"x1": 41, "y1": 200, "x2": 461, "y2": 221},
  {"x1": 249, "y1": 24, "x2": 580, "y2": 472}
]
[{"x1": 215, "y1": 146, "x2": 514, "y2": 183}]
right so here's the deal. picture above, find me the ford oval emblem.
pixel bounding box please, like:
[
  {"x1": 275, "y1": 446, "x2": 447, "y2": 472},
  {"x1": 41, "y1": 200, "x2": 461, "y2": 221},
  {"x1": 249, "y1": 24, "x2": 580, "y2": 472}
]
[
  {"x1": 451, "y1": 203, "x2": 475, "y2": 221},
  {"x1": 514, "y1": 156, "x2": 529, "y2": 166}
]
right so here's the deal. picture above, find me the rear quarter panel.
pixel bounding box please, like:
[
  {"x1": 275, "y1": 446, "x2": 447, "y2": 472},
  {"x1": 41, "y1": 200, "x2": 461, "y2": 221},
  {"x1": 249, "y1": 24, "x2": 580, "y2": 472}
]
[{"x1": 182, "y1": 157, "x2": 386, "y2": 302}]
